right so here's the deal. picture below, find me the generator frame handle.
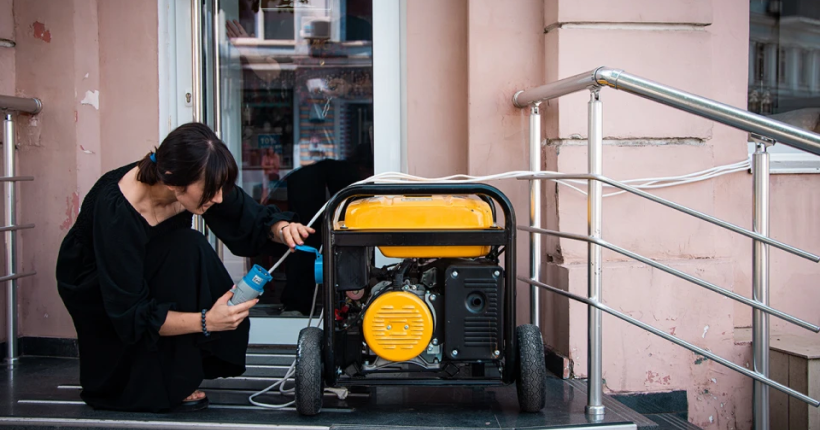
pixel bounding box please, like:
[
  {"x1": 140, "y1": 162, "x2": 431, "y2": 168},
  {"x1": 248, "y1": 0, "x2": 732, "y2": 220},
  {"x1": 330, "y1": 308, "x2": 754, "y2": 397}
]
[{"x1": 321, "y1": 183, "x2": 518, "y2": 387}]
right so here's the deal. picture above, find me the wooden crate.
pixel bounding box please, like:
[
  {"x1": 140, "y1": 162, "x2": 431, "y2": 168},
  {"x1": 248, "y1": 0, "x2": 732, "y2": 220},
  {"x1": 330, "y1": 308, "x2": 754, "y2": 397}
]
[{"x1": 769, "y1": 333, "x2": 820, "y2": 430}]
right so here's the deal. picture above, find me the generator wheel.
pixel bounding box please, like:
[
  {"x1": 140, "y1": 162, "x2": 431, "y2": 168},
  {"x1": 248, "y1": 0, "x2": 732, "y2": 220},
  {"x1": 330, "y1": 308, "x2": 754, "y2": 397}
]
[
  {"x1": 295, "y1": 327, "x2": 324, "y2": 416},
  {"x1": 515, "y1": 324, "x2": 547, "y2": 412}
]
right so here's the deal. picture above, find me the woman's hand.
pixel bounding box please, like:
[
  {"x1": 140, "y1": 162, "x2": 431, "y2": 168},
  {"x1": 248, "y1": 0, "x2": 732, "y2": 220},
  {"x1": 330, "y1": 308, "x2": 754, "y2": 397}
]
[
  {"x1": 205, "y1": 290, "x2": 257, "y2": 332},
  {"x1": 272, "y1": 221, "x2": 315, "y2": 250}
]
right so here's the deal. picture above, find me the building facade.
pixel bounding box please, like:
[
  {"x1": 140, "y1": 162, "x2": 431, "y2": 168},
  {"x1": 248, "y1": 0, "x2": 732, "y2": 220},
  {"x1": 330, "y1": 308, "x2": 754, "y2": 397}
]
[{"x1": 1, "y1": 0, "x2": 819, "y2": 428}]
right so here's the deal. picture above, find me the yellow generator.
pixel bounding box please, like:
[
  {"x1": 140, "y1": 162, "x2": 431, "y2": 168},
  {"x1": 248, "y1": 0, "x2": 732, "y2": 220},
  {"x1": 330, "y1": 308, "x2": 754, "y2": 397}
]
[{"x1": 294, "y1": 183, "x2": 547, "y2": 415}]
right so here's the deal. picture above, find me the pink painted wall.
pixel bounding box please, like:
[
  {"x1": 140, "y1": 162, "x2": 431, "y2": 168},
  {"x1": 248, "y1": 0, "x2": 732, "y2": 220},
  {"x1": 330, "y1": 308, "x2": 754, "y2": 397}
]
[
  {"x1": 405, "y1": 0, "x2": 820, "y2": 428},
  {"x1": 98, "y1": 1, "x2": 160, "y2": 173},
  {"x1": 548, "y1": 0, "x2": 760, "y2": 428},
  {"x1": 12, "y1": 0, "x2": 158, "y2": 339},
  {"x1": 548, "y1": 0, "x2": 820, "y2": 428},
  {"x1": 466, "y1": 0, "x2": 545, "y2": 327},
  {"x1": 14, "y1": 0, "x2": 83, "y2": 340},
  {"x1": 405, "y1": 0, "x2": 468, "y2": 178}
]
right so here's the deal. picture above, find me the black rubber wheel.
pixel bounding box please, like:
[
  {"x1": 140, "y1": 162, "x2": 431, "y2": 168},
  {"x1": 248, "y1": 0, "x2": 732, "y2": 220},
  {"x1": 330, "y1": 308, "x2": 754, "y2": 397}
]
[
  {"x1": 295, "y1": 327, "x2": 324, "y2": 416},
  {"x1": 515, "y1": 324, "x2": 547, "y2": 412}
]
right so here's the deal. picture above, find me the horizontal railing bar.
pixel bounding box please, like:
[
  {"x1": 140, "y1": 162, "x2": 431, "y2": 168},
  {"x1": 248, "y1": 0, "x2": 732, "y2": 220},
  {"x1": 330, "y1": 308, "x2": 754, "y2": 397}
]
[
  {"x1": 512, "y1": 68, "x2": 600, "y2": 107},
  {"x1": 518, "y1": 172, "x2": 820, "y2": 262},
  {"x1": 0, "y1": 272, "x2": 35, "y2": 283},
  {"x1": 519, "y1": 225, "x2": 820, "y2": 332},
  {"x1": 0, "y1": 95, "x2": 42, "y2": 114},
  {"x1": 519, "y1": 276, "x2": 820, "y2": 407},
  {"x1": 595, "y1": 69, "x2": 820, "y2": 157},
  {"x1": 0, "y1": 224, "x2": 34, "y2": 233},
  {"x1": 0, "y1": 176, "x2": 33, "y2": 182},
  {"x1": 512, "y1": 67, "x2": 820, "y2": 156}
]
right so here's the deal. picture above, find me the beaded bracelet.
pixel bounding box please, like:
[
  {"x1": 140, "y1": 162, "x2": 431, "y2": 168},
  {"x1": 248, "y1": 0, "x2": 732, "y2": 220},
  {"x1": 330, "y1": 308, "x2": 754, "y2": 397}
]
[{"x1": 201, "y1": 309, "x2": 210, "y2": 337}]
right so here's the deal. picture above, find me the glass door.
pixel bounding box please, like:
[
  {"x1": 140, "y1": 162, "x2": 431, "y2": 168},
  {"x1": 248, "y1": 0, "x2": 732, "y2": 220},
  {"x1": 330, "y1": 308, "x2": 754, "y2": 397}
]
[{"x1": 209, "y1": 0, "x2": 376, "y2": 320}]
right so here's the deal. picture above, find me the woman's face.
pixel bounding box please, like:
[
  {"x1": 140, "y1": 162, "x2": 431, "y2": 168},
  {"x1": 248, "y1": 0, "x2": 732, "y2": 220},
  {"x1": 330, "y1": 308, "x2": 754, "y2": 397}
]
[{"x1": 170, "y1": 179, "x2": 224, "y2": 215}]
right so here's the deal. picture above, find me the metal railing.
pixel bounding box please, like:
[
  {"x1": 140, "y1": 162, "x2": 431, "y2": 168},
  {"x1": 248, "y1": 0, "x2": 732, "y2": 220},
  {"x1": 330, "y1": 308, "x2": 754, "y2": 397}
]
[
  {"x1": 1, "y1": 95, "x2": 41, "y2": 363},
  {"x1": 513, "y1": 66, "x2": 820, "y2": 429}
]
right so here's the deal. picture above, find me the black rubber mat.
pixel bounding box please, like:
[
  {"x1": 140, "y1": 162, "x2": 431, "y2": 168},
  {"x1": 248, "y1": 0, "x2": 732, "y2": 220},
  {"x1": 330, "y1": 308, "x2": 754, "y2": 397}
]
[{"x1": 0, "y1": 356, "x2": 648, "y2": 430}]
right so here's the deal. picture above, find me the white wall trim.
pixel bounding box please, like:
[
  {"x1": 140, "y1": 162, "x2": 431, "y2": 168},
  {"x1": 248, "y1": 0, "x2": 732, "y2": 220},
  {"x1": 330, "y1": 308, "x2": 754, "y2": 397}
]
[
  {"x1": 399, "y1": 0, "x2": 408, "y2": 173},
  {"x1": 158, "y1": 1, "x2": 406, "y2": 339},
  {"x1": 157, "y1": 0, "x2": 193, "y2": 143},
  {"x1": 372, "y1": 0, "x2": 404, "y2": 175},
  {"x1": 770, "y1": 152, "x2": 820, "y2": 174},
  {"x1": 249, "y1": 317, "x2": 314, "y2": 345},
  {"x1": 158, "y1": 0, "x2": 174, "y2": 141},
  {"x1": 747, "y1": 141, "x2": 820, "y2": 174}
]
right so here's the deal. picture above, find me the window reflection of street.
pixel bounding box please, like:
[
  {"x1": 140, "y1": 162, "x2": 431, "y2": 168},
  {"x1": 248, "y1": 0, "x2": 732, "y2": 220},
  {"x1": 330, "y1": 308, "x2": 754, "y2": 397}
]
[
  {"x1": 748, "y1": 0, "x2": 819, "y2": 125},
  {"x1": 222, "y1": 0, "x2": 374, "y2": 312}
]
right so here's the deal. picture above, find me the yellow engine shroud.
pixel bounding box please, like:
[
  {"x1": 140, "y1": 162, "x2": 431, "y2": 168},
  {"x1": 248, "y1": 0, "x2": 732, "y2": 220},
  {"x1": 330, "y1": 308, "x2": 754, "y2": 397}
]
[
  {"x1": 340, "y1": 195, "x2": 494, "y2": 258},
  {"x1": 363, "y1": 291, "x2": 434, "y2": 362}
]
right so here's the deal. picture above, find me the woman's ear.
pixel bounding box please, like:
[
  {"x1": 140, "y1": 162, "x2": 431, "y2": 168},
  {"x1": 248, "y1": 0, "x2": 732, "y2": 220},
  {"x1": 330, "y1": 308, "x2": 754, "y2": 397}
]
[{"x1": 166, "y1": 184, "x2": 185, "y2": 194}]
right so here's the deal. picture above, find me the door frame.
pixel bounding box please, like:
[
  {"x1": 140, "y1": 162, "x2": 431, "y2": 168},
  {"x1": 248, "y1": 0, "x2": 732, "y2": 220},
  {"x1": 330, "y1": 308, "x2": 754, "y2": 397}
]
[{"x1": 158, "y1": 0, "x2": 406, "y2": 345}]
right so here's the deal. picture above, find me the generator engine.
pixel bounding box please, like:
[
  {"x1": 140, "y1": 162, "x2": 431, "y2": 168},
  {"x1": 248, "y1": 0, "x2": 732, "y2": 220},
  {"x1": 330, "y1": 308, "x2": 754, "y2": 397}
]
[
  {"x1": 330, "y1": 194, "x2": 505, "y2": 378},
  {"x1": 335, "y1": 257, "x2": 503, "y2": 375},
  {"x1": 296, "y1": 184, "x2": 547, "y2": 416}
]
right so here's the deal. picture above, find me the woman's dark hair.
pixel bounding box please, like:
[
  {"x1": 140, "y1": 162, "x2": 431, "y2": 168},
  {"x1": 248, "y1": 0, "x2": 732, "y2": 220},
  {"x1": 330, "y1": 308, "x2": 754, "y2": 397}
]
[{"x1": 137, "y1": 123, "x2": 238, "y2": 207}]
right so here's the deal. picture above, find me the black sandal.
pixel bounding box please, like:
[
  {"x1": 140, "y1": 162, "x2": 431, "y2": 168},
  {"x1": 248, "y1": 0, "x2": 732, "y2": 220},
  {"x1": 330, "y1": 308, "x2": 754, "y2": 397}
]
[{"x1": 171, "y1": 396, "x2": 209, "y2": 413}]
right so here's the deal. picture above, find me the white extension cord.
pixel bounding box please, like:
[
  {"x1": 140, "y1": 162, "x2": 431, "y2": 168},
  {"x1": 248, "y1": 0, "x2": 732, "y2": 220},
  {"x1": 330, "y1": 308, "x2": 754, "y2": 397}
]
[{"x1": 245, "y1": 156, "x2": 752, "y2": 408}]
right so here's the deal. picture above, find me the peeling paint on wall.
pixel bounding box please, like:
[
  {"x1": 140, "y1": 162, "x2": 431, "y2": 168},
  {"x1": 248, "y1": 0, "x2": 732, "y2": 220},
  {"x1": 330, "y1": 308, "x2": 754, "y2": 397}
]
[
  {"x1": 25, "y1": 116, "x2": 42, "y2": 147},
  {"x1": 645, "y1": 370, "x2": 671, "y2": 386},
  {"x1": 59, "y1": 193, "x2": 80, "y2": 231},
  {"x1": 81, "y1": 90, "x2": 99, "y2": 110},
  {"x1": 32, "y1": 22, "x2": 51, "y2": 43}
]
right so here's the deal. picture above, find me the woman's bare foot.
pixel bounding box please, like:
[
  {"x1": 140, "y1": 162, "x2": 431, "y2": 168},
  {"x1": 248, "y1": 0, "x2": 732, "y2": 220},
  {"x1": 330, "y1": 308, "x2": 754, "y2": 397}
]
[{"x1": 183, "y1": 390, "x2": 206, "y2": 402}]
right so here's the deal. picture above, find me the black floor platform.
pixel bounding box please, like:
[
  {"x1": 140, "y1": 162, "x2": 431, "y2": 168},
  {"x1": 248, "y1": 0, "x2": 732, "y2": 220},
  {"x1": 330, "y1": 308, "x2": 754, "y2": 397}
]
[{"x1": 0, "y1": 353, "x2": 685, "y2": 430}]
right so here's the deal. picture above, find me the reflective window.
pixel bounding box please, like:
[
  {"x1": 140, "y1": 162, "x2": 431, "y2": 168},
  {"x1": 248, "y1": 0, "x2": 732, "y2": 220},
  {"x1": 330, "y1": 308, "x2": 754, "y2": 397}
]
[
  {"x1": 748, "y1": 0, "x2": 820, "y2": 124},
  {"x1": 216, "y1": 0, "x2": 375, "y2": 314}
]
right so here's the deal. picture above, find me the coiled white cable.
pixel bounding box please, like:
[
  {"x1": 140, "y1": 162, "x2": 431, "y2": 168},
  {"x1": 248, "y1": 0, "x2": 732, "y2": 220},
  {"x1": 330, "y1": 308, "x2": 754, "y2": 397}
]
[{"x1": 246, "y1": 157, "x2": 751, "y2": 408}]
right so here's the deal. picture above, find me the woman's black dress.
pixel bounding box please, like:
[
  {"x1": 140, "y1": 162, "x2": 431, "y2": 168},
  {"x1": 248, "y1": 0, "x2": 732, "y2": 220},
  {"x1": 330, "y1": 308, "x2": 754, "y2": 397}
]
[{"x1": 56, "y1": 163, "x2": 294, "y2": 412}]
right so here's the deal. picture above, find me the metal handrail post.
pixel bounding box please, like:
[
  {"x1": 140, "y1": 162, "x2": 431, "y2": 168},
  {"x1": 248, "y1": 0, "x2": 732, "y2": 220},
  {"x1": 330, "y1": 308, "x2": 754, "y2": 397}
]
[
  {"x1": 753, "y1": 141, "x2": 772, "y2": 430},
  {"x1": 529, "y1": 103, "x2": 542, "y2": 327},
  {"x1": 3, "y1": 114, "x2": 18, "y2": 363},
  {"x1": 586, "y1": 90, "x2": 605, "y2": 417}
]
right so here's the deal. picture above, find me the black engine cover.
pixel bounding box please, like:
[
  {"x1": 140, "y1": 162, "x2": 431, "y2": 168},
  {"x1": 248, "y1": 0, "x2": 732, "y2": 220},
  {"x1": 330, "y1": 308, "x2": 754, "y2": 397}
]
[{"x1": 443, "y1": 263, "x2": 503, "y2": 360}]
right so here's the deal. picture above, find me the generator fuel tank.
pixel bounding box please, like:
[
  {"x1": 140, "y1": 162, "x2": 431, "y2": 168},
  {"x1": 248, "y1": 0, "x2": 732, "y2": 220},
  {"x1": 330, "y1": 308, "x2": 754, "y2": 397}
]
[{"x1": 339, "y1": 195, "x2": 495, "y2": 258}]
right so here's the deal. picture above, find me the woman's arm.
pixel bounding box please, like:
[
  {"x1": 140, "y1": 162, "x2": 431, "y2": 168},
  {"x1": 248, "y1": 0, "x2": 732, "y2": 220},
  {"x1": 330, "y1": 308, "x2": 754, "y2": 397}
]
[
  {"x1": 159, "y1": 290, "x2": 258, "y2": 336},
  {"x1": 159, "y1": 311, "x2": 202, "y2": 336},
  {"x1": 203, "y1": 186, "x2": 312, "y2": 256}
]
